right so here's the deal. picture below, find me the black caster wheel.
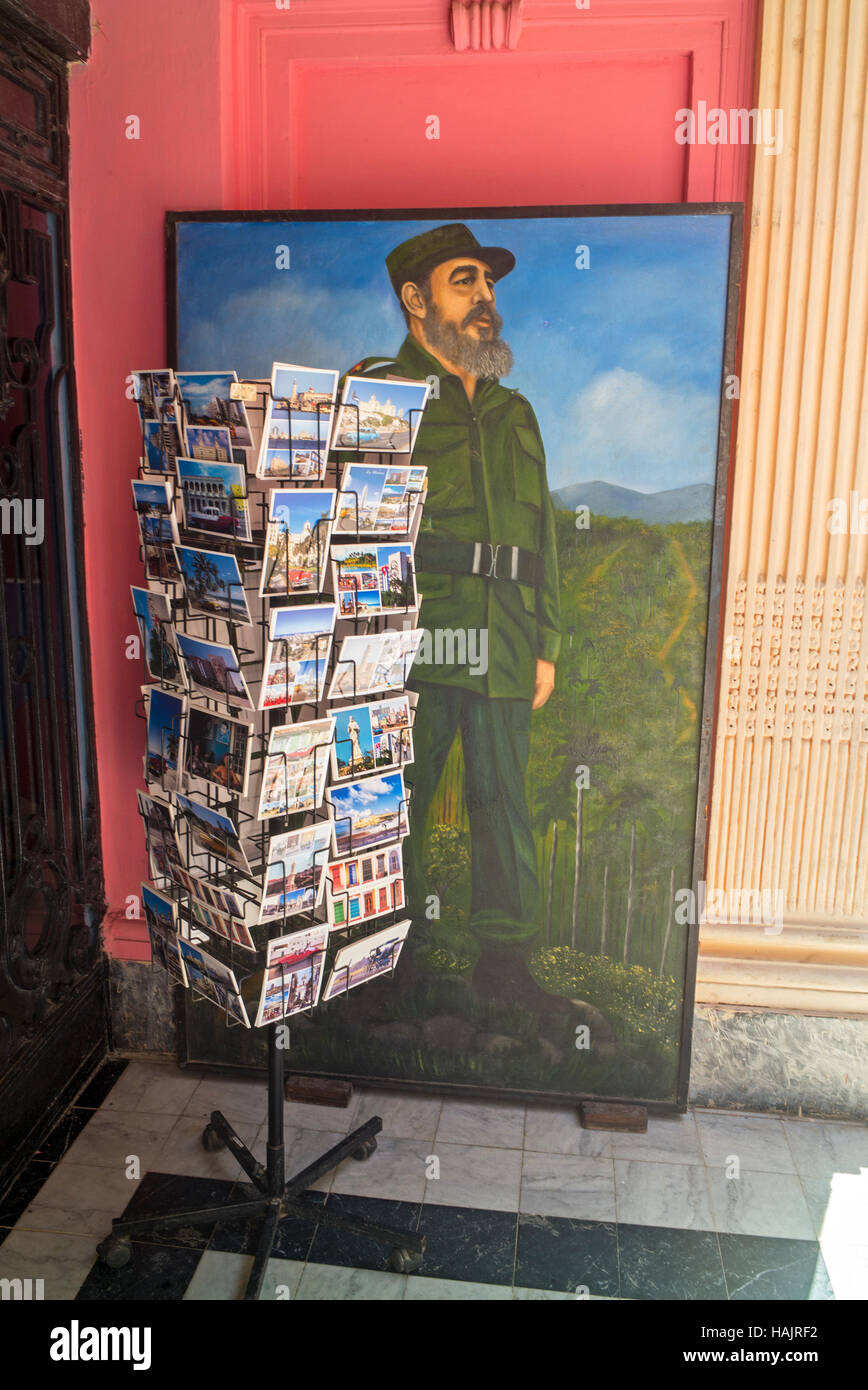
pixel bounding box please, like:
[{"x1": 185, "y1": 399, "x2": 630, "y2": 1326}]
[
  {"x1": 351, "y1": 1137, "x2": 377, "y2": 1161},
  {"x1": 389, "y1": 1246, "x2": 423, "y2": 1274},
  {"x1": 202, "y1": 1123, "x2": 224, "y2": 1152},
  {"x1": 97, "y1": 1234, "x2": 132, "y2": 1270}
]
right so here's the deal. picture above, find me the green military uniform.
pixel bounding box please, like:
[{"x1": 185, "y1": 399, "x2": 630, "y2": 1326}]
[{"x1": 341, "y1": 229, "x2": 561, "y2": 951}]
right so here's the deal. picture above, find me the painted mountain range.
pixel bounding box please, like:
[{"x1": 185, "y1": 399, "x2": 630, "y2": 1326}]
[{"x1": 552, "y1": 481, "x2": 714, "y2": 524}]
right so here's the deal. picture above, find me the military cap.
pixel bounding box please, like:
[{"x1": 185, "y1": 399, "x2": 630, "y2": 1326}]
[{"x1": 386, "y1": 223, "x2": 515, "y2": 299}]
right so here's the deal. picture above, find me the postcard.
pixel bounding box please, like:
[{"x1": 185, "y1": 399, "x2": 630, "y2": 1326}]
[
  {"x1": 325, "y1": 844, "x2": 404, "y2": 929},
  {"x1": 131, "y1": 476, "x2": 179, "y2": 550},
  {"x1": 142, "y1": 882, "x2": 188, "y2": 987},
  {"x1": 327, "y1": 628, "x2": 423, "y2": 700},
  {"x1": 143, "y1": 542, "x2": 181, "y2": 584},
  {"x1": 260, "y1": 603, "x2": 336, "y2": 711},
  {"x1": 176, "y1": 456, "x2": 252, "y2": 543},
  {"x1": 177, "y1": 938, "x2": 249, "y2": 1026},
  {"x1": 334, "y1": 463, "x2": 427, "y2": 535},
  {"x1": 131, "y1": 586, "x2": 184, "y2": 688},
  {"x1": 136, "y1": 790, "x2": 182, "y2": 880},
  {"x1": 331, "y1": 542, "x2": 417, "y2": 619},
  {"x1": 254, "y1": 923, "x2": 329, "y2": 1027},
  {"x1": 256, "y1": 364, "x2": 338, "y2": 482},
  {"x1": 183, "y1": 423, "x2": 235, "y2": 464},
  {"x1": 186, "y1": 899, "x2": 256, "y2": 953},
  {"x1": 322, "y1": 919, "x2": 411, "y2": 1001},
  {"x1": 142, "y1": 418, "x2": 183, "y2": 474},
  {"x1": 173, "y1": 544, "x2": 252, "y2": 626},
  {"x1": 174, "y1": 792, "x2": 252, "y2": 876},
  {"x1": 331, "y1": 376, "x2": 429, "y2": 454},
  {"x1": 185, "y1": 702, "x2": 253, "y2": 799},
  {"x1": 175, "y1": 371, "x2": 254, "y2": 450},
  {"x1": 259, "y1": 488, "x2": 336, "y2": 598},
  {"x1": 168, "y1": 864, "x2": 256, "y2": 937},
  {"x1": 175, "y1": 630, "x2": 255, "y2": 710},
  {"x1": 258, "y1": 821, "x2": 332, "y2": 925},
  {"x1": 144, "y1": 686, "x2": 185, "y2": 792},
  {"x1": 133, "y1": 369, "x2": 178, "y2": 424},
  {"x1": 331, "y1": 695, "x2": 413, "y2": 782},
  {"x1": 257, "y1": 715, "x2": 335, "y2": 821},
  {"x1": 325, "y1": 769, "x2": 409, "y2": 859}
]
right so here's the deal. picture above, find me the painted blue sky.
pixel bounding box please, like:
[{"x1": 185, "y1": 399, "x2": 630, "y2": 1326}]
[{"x1": 176, "y1": 214, "x2": 732, "y2": 495}]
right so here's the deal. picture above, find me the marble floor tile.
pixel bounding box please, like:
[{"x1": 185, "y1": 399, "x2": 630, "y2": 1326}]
[
  {"x1": 281, "y1": 1124, "x2": 350, "y2": 1193},
  {"x1": 520, "y1": 1152, "x2": 616, "y2": 1221},
  {"x1": 706, "y1": 1168, "x2": 815, "y2": 1240},
  {"x1": 15, "y1": 1161, "x2": 143, "y2": 1239},
  {"x1": 156, "y1": 1113, "x2": 262, "y2": 1182},
  {"x1": 182, "y1": 1249, "x2": 306, "y2": 1300},
  {"x1": 436, "y1": 1099, "x2": 526, "y2": 1149},
  {"x1": 74, "y1": 1059, "x2": 129, "y2": 1109},
  {"x1": 424, "y1": 1142, "x2": 523, "y2": 1212},
  {"x1": 330, "y1": 1136, "x2": 430, "y2": 1203},
  {"x1": 405, "y1": 1275, "x2": 512, "y2": 1299},
  {"x1": 209, "y1": 1184, "x2": 324, "y2": 1261},
  {"x1": 0, "y1": 1159, "x2": 55, "y2": 1225},
  {"x1": 63, "y1": 1109, "x2": 178, "y2": 1171},
  {"x1": 75, "y1": 1239, "x2": 202, "y2": 1300},
  {"x1": 523, "y1": 1104, "x2": 612, "y2": 1158},
  {"x1": 515, "y1": 1214, "x2": 619, "y2": 1296},
  {"x1": 697, "y1": 1112, "x2": 795, "y2": 1174},
  {"x1": 819, "y1": 1240, "x2": 868, "y2": 1301},
  {"x1": 32, "y1": 1108, "x2": 93, "y2": 1163},
  {"x1": 182, "y1": 1075, "x2": 269, "y2": 1127},
  {"x1": 101, "y1": 1060, "x2": 203, "y2": 1116},
  {"x1": 800, "y1": 1170, "x2": 868, "y2": 1246},
  {"x1": 294, "y1": 1261, "x2": 407, "y2": 1299},
  {"x1": 719, "y1": 1233, "x2": 834, "y2": 1300},
  {"x1": 0, "y1": 1228, "x2": 97, "y2": 1300},
  {"x1": 610, "y1": 1114, "x2": 703, "y2": 1166},
  {"x1": 512, "y1": 1285, "x2": 577, "y2": 1300},
  {"x1": 614, "y1": 1159, "x2": 714, "y2": 1231},
  {"x1": 347, "y1": 1088, "x2": 442, "y2": 1142},
  {"x1": 782, "y1": 1118, "x2": 868, "y2": 1179},
  {"x1": 284, "y1": 1097, "x2": 358, "y2": 1133},
  {"x1": 416, "y1": 1202, "x2": 517, "y2": 1286},
  {"x1": 308, "y1": 1192, "x2": 421, "y2": 1272},
  {"x1": 618, "y1": 1223, "x2": 726, "y2": 1300},
  {"x1": 116, "y1": 1172, "x2": 238, "y2": 1249}
]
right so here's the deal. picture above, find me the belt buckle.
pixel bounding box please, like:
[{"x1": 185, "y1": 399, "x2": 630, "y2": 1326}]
[{"x1": 486, "y1": 543, "x2": 500, "y2": 579}]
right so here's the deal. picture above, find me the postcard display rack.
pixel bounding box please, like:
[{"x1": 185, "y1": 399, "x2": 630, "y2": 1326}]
[{"x1": 98, "y1": 368, "x2": 429, "y2": 1297}]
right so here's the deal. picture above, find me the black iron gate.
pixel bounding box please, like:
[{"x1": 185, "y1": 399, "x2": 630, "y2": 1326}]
[{"x1": 0, "y1": 0, "x2": 107, "y2": 1190}]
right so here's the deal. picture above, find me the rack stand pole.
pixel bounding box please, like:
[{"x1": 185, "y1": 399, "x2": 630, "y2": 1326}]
[{"x1": 96, "y1": 1021, "x2": 425, "y2": 1299}]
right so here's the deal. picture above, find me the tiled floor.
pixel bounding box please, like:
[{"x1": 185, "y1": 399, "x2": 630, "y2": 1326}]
[{"x1": 0, "y1": 1058, "x2": 865, "y2": 1300}]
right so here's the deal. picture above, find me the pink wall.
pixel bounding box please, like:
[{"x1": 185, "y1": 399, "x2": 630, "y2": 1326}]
[{"x1": 69, "y1": 0, "x2": 756, "y2": 958}]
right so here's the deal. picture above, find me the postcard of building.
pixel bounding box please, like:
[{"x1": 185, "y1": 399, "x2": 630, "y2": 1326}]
[
  {"x1": 325, "y1": 843, "x2": 405, "y2": 929},
  {"x1": 257, "y1": 821, "x2": 333, "y2": 926},
  {"x1": 255, "y1": 364, "x2": 337, "y2": 482},
  {"x1": 131, "y1": 586, "x2": 184, "y2": 688},
  {"x1": 331, "y1": 542, "x2": 417, "y2": 619},
  {"x1": 254, "y1": 923, "x2": 329, "y2": 1026},
  {"x1": 142, "y1": 882, "x2": 188, "y2": 987},
  {"x1": 330, "y1": 695, "x2": 414, "y2": 782},
  {"x1": 259, "y1": 488, "x2": 336, "y2": 598},
  {"x1": 169, "y1": 863, "x2": 258, "y2": 937},
  {"x1": 325, "y1": 769, "x2": 409, "y2": 859},
  {"x1": 142, "y1": 540, "x2": 182, "y2": 585},
  {"x1": 322, "y1": 919, "x2": 411, "y2": 1002},
  {"x1": 260, "y1": 603, "x2": 336, "y2": 711},
  {"x1": 137, "y1": 789, "x2": 183, "y2": 881},
  {"x1": 176, "y1": 456, "x2": 252, "y2": 543},
  {"x1": 334, "y1": 463, "x2": 427, "y2": 535},
  {"x1": 331, "y1": 376, "x2": 429, "y2": 454},
  {"x1": 177, "y1": 938, "x2": 249, "y2": 1026},
  {"x1": 185, "y1": 703, "x2": 253, "y2": 799},
  {"x1": 142, "y1": 417, "x2": 183, "y2": 474},
  {"x1": 173, "y1": 544, "x2": 253, "y2": 626},
  {"x1": 133, "y1": 369, "x2": 178, "y2": 424},
  {"x1": 327, "y1": 628, "x2": 423, "y2": 700},
  {"x1": 175, "y1": 630, "x2": 255, "y2": 710},
  {"x1": 143, "y1": 685, "x2": 185, "y2": 793},
  {"x1": 183, "y1": 422, "x2": 235, "y2": 466},
  {"x1": 186, "y1": 899, "x2": 256, "y2": 953},
  {"x1": 174, "y1": 791, "x2": 253, "y2": 877},
  {"x1": 257, "y1": 715, "x2": 335, "y2": 821},
  {"x1": 131, "y1": 476, "x2": 179, "y2": 548},
  {"x1": 175, "y1": 371, "x2": 254, "y2": 450}
]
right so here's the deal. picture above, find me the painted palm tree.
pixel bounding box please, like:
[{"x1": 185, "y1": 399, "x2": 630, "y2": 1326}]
[{"x1": 581, "y1": 636, "x2": 596, "y2": 678}]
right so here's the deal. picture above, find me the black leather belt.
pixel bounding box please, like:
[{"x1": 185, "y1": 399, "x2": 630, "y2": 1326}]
[{"x1": 416, "y1": 537, "x2": 537, "y2": 585}]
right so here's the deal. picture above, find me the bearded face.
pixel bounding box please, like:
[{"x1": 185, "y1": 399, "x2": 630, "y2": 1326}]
[{"x1": 412, "y1": 258, "x2": 514, "y2": 380}]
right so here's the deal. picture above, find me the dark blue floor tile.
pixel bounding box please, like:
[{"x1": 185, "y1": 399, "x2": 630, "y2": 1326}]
[
  {"x1": 209, "y1": 1183, "x2": 326, "y2": 1260},
  {"x1": 74, "y1": 1058, "x2": 129, "y2": 1109},
  {"x1": 308, "y1": 1192, "x2": 421, "y2": 1272},
  {"x1": 720, "y1": 1234, "x2": 835, "y2": 1300},
  {"x1": 417, "y1": 1203, "x2": 517, "y2": 1286},
  {"x1": 32, "y1": 1108, "x2": 93, "y2": 1163},
  {"x1": 0, "y1": 1159, "x2": 55, "y2": 1225},
  {"x1": 76, "y1": 1242, "x2": 203, "y2": 1301},
  {"x1": 516, "y1": 1214, "x2": 618, "y2": 1296},
  {"x1": 117, "y1": 1171, "x2": 238, "y2": 1248},
  {"x1": 618, "y1": 1223, "x2": 727, "y2": 1300}
]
